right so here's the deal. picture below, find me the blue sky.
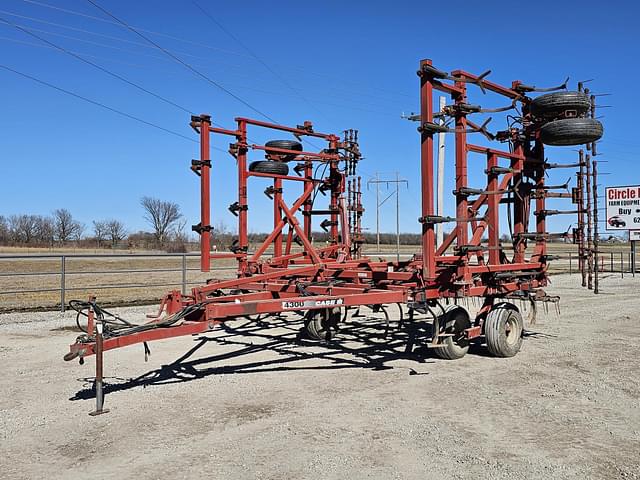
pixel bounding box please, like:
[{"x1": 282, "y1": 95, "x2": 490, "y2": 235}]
[{"x1": 0, "y1": 0, "x2": 637, "y2": 236}]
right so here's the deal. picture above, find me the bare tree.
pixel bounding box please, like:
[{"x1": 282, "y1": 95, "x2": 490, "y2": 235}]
[
  {"x1": 9, "y1": 214, "x2": 39, "y2": 244},
  {"x1": 93, "y1": 220, "x2": 108, "y2": 246},
  {"x1": 53, "y1": 209, "x2": 83, "y2": 244},
  {"x1": 34, "y1": 216, "x2": 55, "y2": 246},
  {"x1": 172, "y1": 219, "x2": 189, "y2": 243},
  {"x1": 71, "y1": 221, "x2": 85, "y2": 242},
  {"x1": 212, "y1": 220, "x2": 231, "y2": 250},
  {"x1": 0, "y1": 216, "x2": 8, "y2": 244},
  {"x1": 106, "y1": 219, "x2": 127, "y2": 247},
  {"x1": 140, "y1": 197, "x2": 182, "y2": 246}
]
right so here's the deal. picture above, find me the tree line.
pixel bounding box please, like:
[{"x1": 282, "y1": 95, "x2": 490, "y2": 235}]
[
  {"x1": 1, "y1": 196, "x2": 460, "y2": 251},
  {"x1": 0, "y1": 197, "x2": 186, "y2": 250}
]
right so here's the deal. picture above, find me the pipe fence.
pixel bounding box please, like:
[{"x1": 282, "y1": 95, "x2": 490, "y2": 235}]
[
  {"x1": 0, "y1": 253, "x2": 235, "y2": 312},
  {"x1": 0, "y1": 248, "x2": 636, "y2": 312}
]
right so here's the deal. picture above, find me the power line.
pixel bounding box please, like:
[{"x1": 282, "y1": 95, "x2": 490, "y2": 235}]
[
  {"x1": 191, "y1": 0, "x2": 331, "y2": 123},
  {"x1": 367, "y1": 173, "x2": 409, "y2": 260},
  {"x1": 189, "y1": 1, "x2": 332, "y2": 150},
  {"x1": 0, "y1": 63, "x2": 218, "y2": 147},
  {"x1": 0, "y1": 9, "x2": 162, "y2": 49},
  {"x1": 17, "y1": 0, "x2": 412, "y2": 103},
  {"x1": 0, "y1": 10, "x2": 254, "y2": 72},
  {"x1": 0, "y1": 18, "x2": 187, "y2": 64},
  {"x1": 1, "y1": 35, "x2": 345, "y2": 159},
  {"x1": 85, "y1": 0, "x2": 278, "y2": 124},
  {"x1": 0, "y1": 15, "x2": 194, "y2": 115},
  {"x1": 0, "y1": 34, "x2": 166, "y2": 70},
  {"x1": 0, "y1": 19, "x2": 264, "y2": 88},
  {"x1": 7, "y1": 0, "x2": 398, "y2": 147},
  {"x1": 1, "y1": 33, "x2": 387, "y2": 114},
  {"x1": 0, "y1": 11, "x2": 247, "y2": 134},
  {"x1": 82, "y1": 0, "x2": 330, "y2": 151},
  {"x1": 18, "y1": 0, "x2": 249, "y2": 58}
]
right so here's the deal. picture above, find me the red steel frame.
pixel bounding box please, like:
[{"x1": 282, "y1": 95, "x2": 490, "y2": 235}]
[{"x1": 67, "y1": 59, "x2": 575, "y2": 366}]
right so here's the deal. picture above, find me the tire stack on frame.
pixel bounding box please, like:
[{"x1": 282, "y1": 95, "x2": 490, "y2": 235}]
[
  {"x1": 248, "y1": 139, "x2": 303, "y2": 176},
  {"x1": 531, "y1": 91, "x2": 603, "y2": 146}
]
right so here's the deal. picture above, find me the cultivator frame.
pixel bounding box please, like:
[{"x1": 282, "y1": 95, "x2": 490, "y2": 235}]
[{"x1": 66, "y1": 58, "x2": 602, "y2": 414}]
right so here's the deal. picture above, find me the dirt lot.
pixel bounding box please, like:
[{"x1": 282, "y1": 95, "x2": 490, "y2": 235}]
[{"x1": 1, "y1": 274, "x2": 639, "y2": 479}]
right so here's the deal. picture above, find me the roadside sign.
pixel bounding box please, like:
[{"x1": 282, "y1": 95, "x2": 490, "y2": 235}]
[
  {"x1": 605, "y1": 185, "x2": 640, "y2": 231},
  {"x1": 631, "y1": 230, "x2": 640, "y2": 242}
]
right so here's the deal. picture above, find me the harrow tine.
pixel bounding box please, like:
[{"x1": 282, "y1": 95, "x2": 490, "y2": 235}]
[
  {"x1": 516, "y1": 76, "x2": 569, "y2": 93},
  {"x1": 474, "y1": 69, "x2": 491, "y2": 94}
]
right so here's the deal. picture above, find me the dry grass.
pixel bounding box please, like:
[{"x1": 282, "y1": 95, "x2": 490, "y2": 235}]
[
  {"x1": 0, "y1": 255, "x2": 236, "y2": 311},
  {"x1": 0, "y1": 246, "x2": 157, "y2": 255},
  {"x1": 0, "y1": 243, "x2": 634, "y2": 312}
]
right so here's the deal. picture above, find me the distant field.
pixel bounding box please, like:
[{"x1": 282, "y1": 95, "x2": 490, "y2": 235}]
[
  {"x1": 0, "y1": 246, "x2": 159, "y2": 255},
  {"x1": 0, "y1": 242, "x2": 635, "y2": 312},
  {"x1": 0, "y1": 252, "x2": 236, "y2": 312}
]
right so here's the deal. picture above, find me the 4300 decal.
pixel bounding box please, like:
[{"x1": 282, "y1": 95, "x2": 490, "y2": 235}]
[{"x1": 281, "y1": 298, "x2": 345, "y2": 310}]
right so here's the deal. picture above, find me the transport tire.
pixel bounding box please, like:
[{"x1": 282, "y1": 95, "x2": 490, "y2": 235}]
[
  {"x1": 305, "y1": 310, "x2": 326, "y2": 340},
  {"x1": 433, "y1": 305, "x2": 471, "y2": 360},
  {"x1": 485, "y1": 303, "x2": 523, "y2": 358},
  {"x1": 304, "y1": 308, "x2": 340, "y2": 341},
  {"x1": 530, "y1": 91, "x2": 591, "y2": 119},
  {"x1": 265, "y1": 139, "x2": 303, "y2": 161},
  {"x1": 248, "y1": 160, "x2": 289, "y2": 176},
  {"x1": 539, "y1": 118, "x2": 603, "y2": 146}
]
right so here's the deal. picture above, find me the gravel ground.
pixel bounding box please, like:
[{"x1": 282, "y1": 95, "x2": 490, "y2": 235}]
[{"x1": 1, "y1": 273, "x2": 639, "y2": 479}]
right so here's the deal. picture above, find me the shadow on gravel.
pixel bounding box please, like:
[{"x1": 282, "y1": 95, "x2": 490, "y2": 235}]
[{"x1": 69, "y1": 308, "x2": 509, "y2": 401}]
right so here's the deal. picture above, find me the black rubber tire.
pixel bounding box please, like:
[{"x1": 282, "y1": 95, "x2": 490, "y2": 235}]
[
  {"x1": 304, "y1": 308, "x2": 339, "y2": 341},
  {"x1": 540, "y1": 118, "x2": 603, "y2": 146},
  {"x1": 248, "y1": 160, "x2": 289, "y2": 176},
  {"x1": 433, "y1": 305, "x2": 471, "y2": 360},
  {"x1": 305, "y1": 312, "x2": 326, "y2": 340},
  {"x1": 485, "y1": 303, "x2": 523, "y2": 358},
  {"x1": 265, "y1": 139, "x2": 303, "y2": 162},
  {"x1": 530, "y1": 91, "x2": 590, "y2": 119}
]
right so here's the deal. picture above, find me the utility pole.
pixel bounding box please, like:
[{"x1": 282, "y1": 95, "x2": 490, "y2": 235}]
[
  {"x1": 436, "y1": 96, "x2": 446, "y2": 248},
  {"x1": 631, "y1": 232, "x2": 637, "y2": 277},
  {"x1": 592, "y1": 158, "x2": 599, "y2": 293},
  {"x1": 396, "y1": 171, "x2": 401, "y2": 262},
  {"x1": 368, "y1": 173, "x2": 408, "y2": 260},
  {"x1": 375, "y1": 172, "x2": 380, "y2": 252}
]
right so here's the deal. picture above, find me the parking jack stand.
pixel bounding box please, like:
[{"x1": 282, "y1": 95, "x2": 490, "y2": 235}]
[{"x1": 89, "y1": 319, "x2": 110, "y2": 416}]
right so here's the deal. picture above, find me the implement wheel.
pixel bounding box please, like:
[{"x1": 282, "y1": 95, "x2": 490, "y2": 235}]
[
  {"x1": 485, "y1": 303, "x2": 523, "y2": 358},
  {"x1": 539, "y1": 118, "x2": 603, "y2": 146},
  {"x1": 530, "y1": 91, "x2": 590, "y2": 119},
  {"x1": 265, "y1": 139, "x2": 303, "y2": 162},
  {"x1": 434, "y1": 305, "x2": 471, "y2": 360},
  {"x1": 304, "y1": 308, "x2": 340, "y2": 341},
  {"x1": 248, "y1": 160, "x2": 289, "y2": 176}
]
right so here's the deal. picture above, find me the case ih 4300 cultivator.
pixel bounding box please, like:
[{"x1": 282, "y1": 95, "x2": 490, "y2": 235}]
[{"x1": 64, "y1": 60, "x2": 603, "y2": 415}]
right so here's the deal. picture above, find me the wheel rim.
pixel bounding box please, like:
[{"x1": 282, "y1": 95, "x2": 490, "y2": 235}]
[
  {"x1": 452, "y1": 316, "x2": 469, "y2": 348},
  {"x1": 446, "y1": 309, "x2": 470, "y2": 348},
  {"x1": 504, "y1": 314, "x2": 520, "y2": 346}
]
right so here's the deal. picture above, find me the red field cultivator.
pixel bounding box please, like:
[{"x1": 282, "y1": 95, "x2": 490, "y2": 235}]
[{"x1": 64, "y1": 59, "x2": 603, "y2": 415}]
